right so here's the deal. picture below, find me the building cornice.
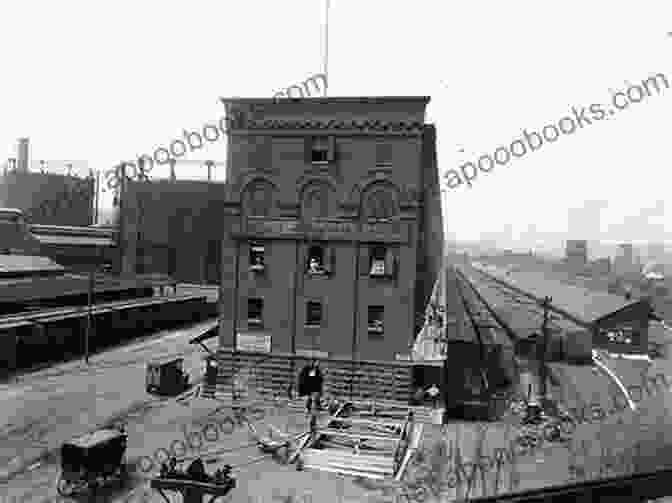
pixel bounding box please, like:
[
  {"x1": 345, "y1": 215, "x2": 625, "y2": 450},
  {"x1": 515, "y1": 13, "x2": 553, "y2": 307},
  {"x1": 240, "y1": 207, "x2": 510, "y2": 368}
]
[
  {"x1": 220, "y1": 96, "x2": 430, "y2": 106},
  {"x1": 226, "y1": 119, "x2": 425, "y2": 134},
  {"x1": 227, "y1": 130, "x2": 424, "y2": 137}
]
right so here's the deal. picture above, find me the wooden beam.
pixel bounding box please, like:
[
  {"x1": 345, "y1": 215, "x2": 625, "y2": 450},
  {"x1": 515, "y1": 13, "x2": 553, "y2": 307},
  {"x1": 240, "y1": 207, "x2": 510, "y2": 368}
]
[
  {"x1": 323, "y1": 416, "x2": 401, "y2": 429},
  {"x1": 288, "y1": 432, "x2": 314, "y2": 464},
  {"x1": 317, "y1": 429, "x2": 400, "y2": 442},
  {"x1": 302, "y1": 448, "x2": 394, "y2": 464},
  {"x1": 304, "y1": 459, "x2": 393, "y2": 475},
  {"x1": 319, "y1": 439, "x2": 396, "y2": 453},
  {"x1": 301, "y1": 463, "x2": 389, "y2": 479},
  {"x1": 395, "y1": 423, "x2": 423, "y2": 482}
]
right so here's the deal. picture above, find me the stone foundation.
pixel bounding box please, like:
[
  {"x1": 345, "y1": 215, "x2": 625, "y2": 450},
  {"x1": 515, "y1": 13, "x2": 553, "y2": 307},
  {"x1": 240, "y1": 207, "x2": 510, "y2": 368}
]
[{"x1": 214, "y1": 349, "x2": 414, "y2": 404}]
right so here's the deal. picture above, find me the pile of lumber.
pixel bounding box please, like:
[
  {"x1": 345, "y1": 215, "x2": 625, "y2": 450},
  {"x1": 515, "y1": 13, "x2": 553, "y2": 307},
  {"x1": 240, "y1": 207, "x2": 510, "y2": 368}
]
[
  {"x1": 297, "y1": 410, "x2": 422, "y2": 481},
  {"x1": 300, "y1": 448, "x2": 395, "y2": 480}
]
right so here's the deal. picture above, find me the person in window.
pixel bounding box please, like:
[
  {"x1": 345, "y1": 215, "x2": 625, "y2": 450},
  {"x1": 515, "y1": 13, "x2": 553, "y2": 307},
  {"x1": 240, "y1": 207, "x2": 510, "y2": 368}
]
[
  {"x1": 309, "y1": 257, "x2": 323, "y2": 274},
  {"x1": 250, "y1": 256, "x2": 264, "y2": 272},
  {"x1": 370, "y1": 319, "x2": 384, "y2": 332},
  {"x1": 370, "y1": 257, "x2": 386, "y2": 276}
]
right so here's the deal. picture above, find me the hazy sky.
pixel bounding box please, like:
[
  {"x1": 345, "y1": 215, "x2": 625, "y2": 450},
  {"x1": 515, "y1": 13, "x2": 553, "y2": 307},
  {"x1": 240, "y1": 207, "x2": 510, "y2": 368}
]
[{"x1": 1, "y1": 1, "x2": 671, "y2": 248}]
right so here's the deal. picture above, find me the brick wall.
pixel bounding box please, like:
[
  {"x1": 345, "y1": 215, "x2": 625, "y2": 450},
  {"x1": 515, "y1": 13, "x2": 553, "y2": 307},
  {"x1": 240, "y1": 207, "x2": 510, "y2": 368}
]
[{"x1": 120, "y1": 180, "x2": 227, "y2": 283}]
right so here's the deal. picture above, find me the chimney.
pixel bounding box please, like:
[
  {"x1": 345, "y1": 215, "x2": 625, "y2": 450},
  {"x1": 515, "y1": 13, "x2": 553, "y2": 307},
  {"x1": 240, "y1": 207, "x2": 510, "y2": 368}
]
[{"x1": 16, "y1": 138, "x2": 29, "y2": 173}]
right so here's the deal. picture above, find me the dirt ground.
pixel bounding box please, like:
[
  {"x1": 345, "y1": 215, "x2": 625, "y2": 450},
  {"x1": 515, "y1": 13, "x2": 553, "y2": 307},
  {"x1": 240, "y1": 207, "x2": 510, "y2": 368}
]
[{"x1": 4, "y1": 321, "x2": 672, "y2": 502}]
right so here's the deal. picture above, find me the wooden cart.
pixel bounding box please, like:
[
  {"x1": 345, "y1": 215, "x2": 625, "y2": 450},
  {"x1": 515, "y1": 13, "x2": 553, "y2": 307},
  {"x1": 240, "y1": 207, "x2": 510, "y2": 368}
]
[
  {"x1": 56, "y1": 427, "x2": 128, "y2": 497},
  {"x1": 146, "y1": 357, "x2": 190, "y2": 396}
]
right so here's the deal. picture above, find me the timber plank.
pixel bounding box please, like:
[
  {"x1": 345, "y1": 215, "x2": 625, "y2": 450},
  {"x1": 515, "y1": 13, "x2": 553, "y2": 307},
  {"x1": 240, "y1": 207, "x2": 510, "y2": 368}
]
[
  {"x1": 301, "y1": 464, "x2": 389, "y2": 479},
  {"x1": 303, "y1": 448, "x2": 394, "y2": 464},
  {"x1": 318, "y1": 429, "x2": 400, "y2": 442},
  {"x1": 303, "y1": 461, "x2": 393, "y2": 476},
  {"x1": 302, "y1": 454, "x2": 393, "y2": 471}
]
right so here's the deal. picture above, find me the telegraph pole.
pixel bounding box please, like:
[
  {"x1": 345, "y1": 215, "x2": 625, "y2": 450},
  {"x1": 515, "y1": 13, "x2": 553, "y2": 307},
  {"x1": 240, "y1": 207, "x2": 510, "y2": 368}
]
[
  {"x1": 539, "y1": 296, "x2": 552, "y2": 401},
  {"x1": 324, "y1": 0, "x2": 330, "y2": 97},
  {"x1": 84, "y1": 267, "x2": 94, "y2": 364},
  {"x1": 169, "y1": 159, "x2": 176, "y2": 181},
  {"x1": 205, "y1": 160, "x2": 214, "y2": 182}
]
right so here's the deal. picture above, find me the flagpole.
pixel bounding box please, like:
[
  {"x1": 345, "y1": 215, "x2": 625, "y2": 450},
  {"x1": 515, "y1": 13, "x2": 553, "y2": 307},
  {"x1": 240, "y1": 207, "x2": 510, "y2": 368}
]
[{"x1": 324, "y1": 0, "x2": 330, "y2": 97}]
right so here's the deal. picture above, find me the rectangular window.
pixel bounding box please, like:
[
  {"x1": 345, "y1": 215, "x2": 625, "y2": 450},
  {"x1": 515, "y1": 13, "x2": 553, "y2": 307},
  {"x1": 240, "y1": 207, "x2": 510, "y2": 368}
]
[
  {"x1": 306, "y1": 301, "x2": 323, "y2": 327},
  {"x1": 247, "y1": 298, "x2": 264, "y2": 327},
  {"x1": 306, "y1": 244, "x2": 326, "y2": 275},
  {"x1": 306, "y1": 245, "x2": 335, "y2": 276},
  {"x1": 368, "y1": 306, "x2": 384, "y2": 335},
  {"x1": 375, "y1": 142, "x2": 393, "y2": 167},
  {"x1": 249, "y1": 242, "x2": 265, "y2": 273},
  {"x1": 368, "y1": 245, "x2": 397, "y2": 278},
  {"x1": 369, "y1": 245, "x2": 387, "y2": 276},
  {"x1": 310, "y1": 137, "x2": 330, "y2": 164},
  {"x1": 465, "y1": 368, "x2": 484, "y2": 395}
]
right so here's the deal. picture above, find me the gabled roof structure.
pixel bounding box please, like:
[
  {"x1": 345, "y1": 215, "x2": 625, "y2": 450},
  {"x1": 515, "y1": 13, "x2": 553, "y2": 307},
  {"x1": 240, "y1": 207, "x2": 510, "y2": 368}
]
[{"x1": 471, "y1": 262, "x2": 654, "y2": 327}]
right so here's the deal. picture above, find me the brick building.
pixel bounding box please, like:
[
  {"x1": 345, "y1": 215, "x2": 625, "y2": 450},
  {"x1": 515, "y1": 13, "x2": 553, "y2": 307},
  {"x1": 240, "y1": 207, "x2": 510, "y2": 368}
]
[
  {"x1": 119, "y1": 178, "x2": 227, "y2": 282},
  {"x1": 214, "y1": 97, "x2": 444, "y2": 399},
  {"x1": 0, "y1": 170, "x2": 95, "y2": 227}
]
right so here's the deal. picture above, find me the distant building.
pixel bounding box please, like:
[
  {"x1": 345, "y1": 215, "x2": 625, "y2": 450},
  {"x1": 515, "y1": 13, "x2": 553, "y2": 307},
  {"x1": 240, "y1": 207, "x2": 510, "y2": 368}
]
[
  {"x1": 16, "y1": 138, "x2": 29, "y2": 173},
  {"x1": 565, "y1": 240, "x2": 588, "y2": 270},
  {"x1": 643, "y1": 261, "x2": 667, "y2": 281},
  {"x1": 591, "y1": 257, "x2": 611, "y2": 276},
  {"x1": 0, "y1": 170, "x2": 95, "y2": 227},
  {"x1": 646, "y1": 243, "x2": 667, "y2": 263},
  {"x1": 614, "y1": 243, "x2": 638, "y2": 277}
]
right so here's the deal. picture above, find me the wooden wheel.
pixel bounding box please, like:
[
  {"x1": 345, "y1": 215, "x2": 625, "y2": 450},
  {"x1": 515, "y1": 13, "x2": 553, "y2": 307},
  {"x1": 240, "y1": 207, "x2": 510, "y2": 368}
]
[
  {"x1": 56, "y1": 475, "x2": 72, "y2": 497},
  {"x1": 57, "y1": 474, "x2": 84, "y2": 497}
]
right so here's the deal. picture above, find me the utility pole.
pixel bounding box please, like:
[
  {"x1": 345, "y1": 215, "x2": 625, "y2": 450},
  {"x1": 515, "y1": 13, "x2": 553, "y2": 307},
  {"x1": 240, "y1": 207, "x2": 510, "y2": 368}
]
[
  {"x1": 118, "y1": 162, "x2": 127, "y2": 274},
  {"x1": 85, "y1": 266, "x2": 95, "y2": 364},
  {"x1": 539, "y1": 296, "x2": 552, "y2": 401},
  {"x1": 205, "y1": 160, "x2": 214, "y2": 182},
  {"x1": 324, "y1": 0, "x2": 330, "y2": 97},
  {"x1": 90, "y1": 169, "x2": 97, "y2": 225},
  {"x1": 169, "y1": 159, "x2": 176, "y2": 181}
]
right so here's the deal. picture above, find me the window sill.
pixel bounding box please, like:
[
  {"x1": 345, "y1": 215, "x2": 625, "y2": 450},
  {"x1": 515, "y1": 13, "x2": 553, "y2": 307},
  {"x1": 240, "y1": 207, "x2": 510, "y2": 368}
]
[
  {"x1": 247, "y1": 321, "x2": 264, "y2": 329},
  {"x1": 304, "y1": 324, "x2": 322, "y2": 329},
  {"x1": 311, "y1": 160, "x2": 330, "y2": 166},
  {"x1": 368, "y1": 328, "x2": 384, "y2": 335},
  {"x1": 306, "y1": 271, "x2": 331, "y2": 278},
  {"x1": 368, "y1": 273, "x2": 395, "y2": 280}
]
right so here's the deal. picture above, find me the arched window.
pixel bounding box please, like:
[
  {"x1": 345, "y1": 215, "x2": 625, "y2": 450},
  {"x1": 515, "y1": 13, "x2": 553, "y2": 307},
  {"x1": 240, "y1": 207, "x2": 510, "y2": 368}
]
[
  {"x1": 243, "y1": 180, "x2": 275, "y2": 217},
  {"x1": 362, "y1": 187, "x2": 397, "y2": 221},
  {"x1": 302, "y1": 183, "x2": 332, "y2": 220}
]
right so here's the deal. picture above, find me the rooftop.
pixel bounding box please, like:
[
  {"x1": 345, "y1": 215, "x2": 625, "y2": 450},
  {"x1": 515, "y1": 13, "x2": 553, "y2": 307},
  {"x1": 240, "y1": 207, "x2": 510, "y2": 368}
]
[
  {"x1": 219, "y1": 96, "x2": 431, "y2": 105},
  {"x1": 471, "y1": 262, "x2": 645, "y2": 325},
  {"x1": 459, "y1": 266, "x2": 587, "y2": 340},
  {"x1": 0, "y1": 255, "x2": 64, "y2": 276},
  {"x1": 66, "y1": 428, "x2": 124, "y2": 449}
]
